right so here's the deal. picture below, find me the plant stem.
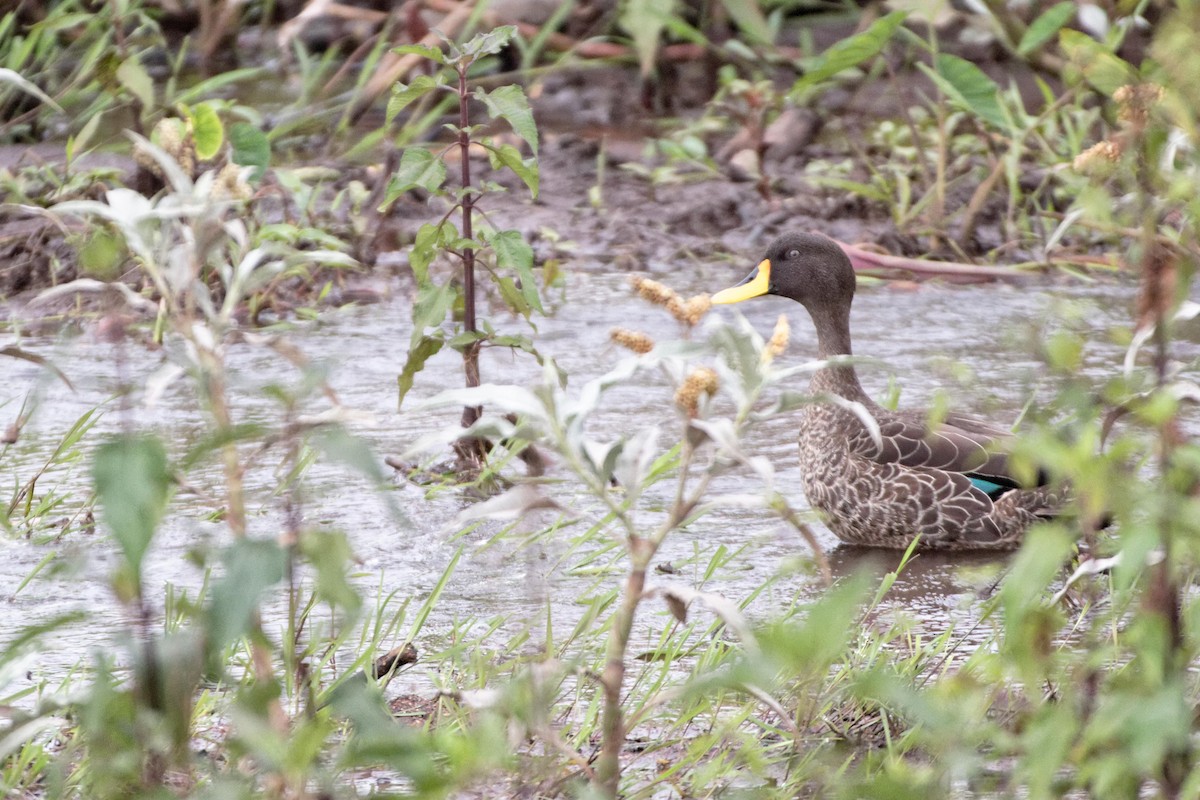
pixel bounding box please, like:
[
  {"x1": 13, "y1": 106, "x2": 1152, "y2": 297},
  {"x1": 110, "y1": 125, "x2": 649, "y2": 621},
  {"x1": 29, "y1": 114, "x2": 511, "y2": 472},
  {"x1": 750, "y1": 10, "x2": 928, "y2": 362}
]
[
  {"x1": 454, "y1": 61, "x2": 486, "y2": 469},
  {"x1": 458, "y1": 63, "x2": 481, "y2": 428}
]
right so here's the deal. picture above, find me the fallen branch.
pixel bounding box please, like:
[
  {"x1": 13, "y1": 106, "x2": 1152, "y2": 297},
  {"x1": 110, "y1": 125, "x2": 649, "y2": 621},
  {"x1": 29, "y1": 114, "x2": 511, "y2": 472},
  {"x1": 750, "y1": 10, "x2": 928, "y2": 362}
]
[{"x1": 836, "y1": 240, "x2": 1042, "y2": 284}]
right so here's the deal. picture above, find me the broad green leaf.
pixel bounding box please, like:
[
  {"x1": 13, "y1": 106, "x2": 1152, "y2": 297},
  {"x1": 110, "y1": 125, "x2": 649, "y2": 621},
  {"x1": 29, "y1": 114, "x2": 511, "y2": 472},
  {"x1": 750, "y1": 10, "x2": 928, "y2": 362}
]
[
  {"x1": 448, "y1": 330, "x2": 487, "y2": 351},
  {"x1": 496, "y1": 275, "x2": 531, "y2": 317},
  {"x1": 93, "y1": 434, "x2": 171, "y2": 586},
  {"x1": 791, "y1": 11, "x2": 906, "y2": 94},
  {"x1": 70, "y1": 111, "x2": 102, "y2": 158},
  {"x1": 411, "y1": 280, "x2": 455, "y2": 333},
  {"x1": 386, "y1": 75, "x2": 443, "y2": 123},
  {"x1": 173, "y1": 66, "x2": 267, "y2": 106},
  {"x1": 230, "y1": 123, "x2": 270, "y2": 179},
  {"x1": 398, "y1": 334, "x2": 445, "y2": 407},
  {"x1": 300, "y1": 529, "x2": 361, "y2": 612},
  {"x1": 461, "y1": 25, "x2": 517, "y2": 59},
  {"x1": 381, "y1": 148, "x2": 446, "y2": 208},
  {"x1": 410, "y1": 222, "x2": 446, "y2": 284},
  {"x1": 206, "y1": 539, "x2": 287, "y2": 656},
  {"x1": 721, "y1": 0, "x2": 772, "y2": 44},
  {"x1": 489, "y1": 229, "x2": 541, "y2": 314},
  {"x1": 0, "y1": 68, "x2": 63, "y2": 112},
  {"x1": 188, "y1": 101, "x2": 224, "y2": 160},
  {"x1": 391, "y1": 43, "x2": 447, "y2": 64},
  {"x1": 487, "y1": 142, "x2": 539, "y2": 198},
  {"x1": 477, "y1": 84, "x2": 538, "y2": 155},
  {"x1": 115, "y1": 57, "x2": 154, "y2": 110},
  {"x1": 924, "y1": 54, "x2": 1009, "y2": 131},
  {"x1": 1059, "y1": 29, "x2": 1135, "y2": 95},
  {"x1": 622, "y1": 0, "x2": 676, "y2": 77},
  {"x1": 1017, "y1": 2, "x2": 1075, "y2": 56}
]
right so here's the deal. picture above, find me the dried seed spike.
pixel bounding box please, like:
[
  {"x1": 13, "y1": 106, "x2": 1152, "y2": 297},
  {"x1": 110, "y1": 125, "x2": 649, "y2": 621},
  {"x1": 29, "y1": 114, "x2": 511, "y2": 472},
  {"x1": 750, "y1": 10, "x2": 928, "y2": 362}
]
[
  {"x1": 674, "y1": 367, "x2": 720, "y2": 417},
  {"x1": 763, "y1": 314, "x2": 790, "y2": 363},
  {"x1": 631, "y1": 276, "x2": 683, "y2": 309},
  {"x1": 681, "y1": 294, "x2": 712, "y2": 326},
  {"x1": 610, "y1": 328, "x2": 654, "y2": 354},
  {"x1": 1072, "y1": 140, "x2": 1121, "y2": 174}
]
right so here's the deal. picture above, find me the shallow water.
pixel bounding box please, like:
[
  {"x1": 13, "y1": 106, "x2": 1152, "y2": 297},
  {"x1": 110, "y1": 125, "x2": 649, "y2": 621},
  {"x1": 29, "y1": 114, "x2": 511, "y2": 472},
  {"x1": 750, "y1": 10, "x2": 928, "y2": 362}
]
[{"x1": 1, "y1": 268, "x2": 1194, "y2": 693}]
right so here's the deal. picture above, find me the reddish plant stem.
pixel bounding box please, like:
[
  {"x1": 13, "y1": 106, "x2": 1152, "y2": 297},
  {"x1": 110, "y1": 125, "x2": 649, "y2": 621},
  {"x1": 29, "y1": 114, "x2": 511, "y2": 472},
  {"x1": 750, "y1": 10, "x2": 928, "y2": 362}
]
[{"x1": 457, "y1": 62, "x2": 482, "y2": 435}]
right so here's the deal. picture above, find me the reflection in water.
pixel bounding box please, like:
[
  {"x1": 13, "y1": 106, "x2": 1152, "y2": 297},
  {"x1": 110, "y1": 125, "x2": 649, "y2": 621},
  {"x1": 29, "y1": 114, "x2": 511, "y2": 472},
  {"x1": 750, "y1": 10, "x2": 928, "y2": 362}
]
[{"x1": 0, "y1": 272, "x2": 1190, "y2": 683}]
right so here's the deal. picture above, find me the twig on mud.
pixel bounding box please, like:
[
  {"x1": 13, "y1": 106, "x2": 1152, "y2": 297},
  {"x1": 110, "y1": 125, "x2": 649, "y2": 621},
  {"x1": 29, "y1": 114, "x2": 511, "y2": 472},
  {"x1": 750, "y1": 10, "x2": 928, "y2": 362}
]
[{"x1": 836, "y1": 240, "x2": 1041, "y2": 283}]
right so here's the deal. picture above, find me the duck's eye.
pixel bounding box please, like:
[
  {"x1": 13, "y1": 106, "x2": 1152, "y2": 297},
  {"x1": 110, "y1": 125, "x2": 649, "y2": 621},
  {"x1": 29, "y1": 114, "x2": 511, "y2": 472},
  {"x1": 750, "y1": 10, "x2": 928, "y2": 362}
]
[{"x1": 786, "y1": 248, "x2": 800, "y2": 260}]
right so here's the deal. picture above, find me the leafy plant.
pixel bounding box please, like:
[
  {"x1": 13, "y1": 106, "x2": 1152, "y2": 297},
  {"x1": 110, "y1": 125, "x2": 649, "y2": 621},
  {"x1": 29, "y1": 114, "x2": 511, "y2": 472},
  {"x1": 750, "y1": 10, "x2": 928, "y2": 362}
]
[{"x1": 381, "y1": 26, "x2": 545, "y2": 471}]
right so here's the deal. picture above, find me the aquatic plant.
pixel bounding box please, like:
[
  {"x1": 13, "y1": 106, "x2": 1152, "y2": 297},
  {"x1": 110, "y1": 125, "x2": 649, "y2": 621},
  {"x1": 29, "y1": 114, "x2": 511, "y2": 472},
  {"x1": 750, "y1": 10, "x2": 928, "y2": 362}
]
[{"x1": 382, "y1": 25, "x2": 545, "y2": 472}]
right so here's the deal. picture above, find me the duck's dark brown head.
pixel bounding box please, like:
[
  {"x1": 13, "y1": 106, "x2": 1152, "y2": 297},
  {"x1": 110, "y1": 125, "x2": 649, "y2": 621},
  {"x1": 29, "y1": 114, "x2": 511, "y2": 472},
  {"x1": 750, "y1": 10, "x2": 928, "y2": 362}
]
[{"x1": 712, "y1": 232, "x2": 856, "y2": 313}]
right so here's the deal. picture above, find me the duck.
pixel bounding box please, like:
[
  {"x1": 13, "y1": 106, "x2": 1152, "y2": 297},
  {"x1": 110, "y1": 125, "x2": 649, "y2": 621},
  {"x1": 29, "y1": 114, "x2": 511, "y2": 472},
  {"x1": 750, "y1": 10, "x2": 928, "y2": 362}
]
[{"x1": 712, "y1": 232, "x2": 1059, "y2": 550}]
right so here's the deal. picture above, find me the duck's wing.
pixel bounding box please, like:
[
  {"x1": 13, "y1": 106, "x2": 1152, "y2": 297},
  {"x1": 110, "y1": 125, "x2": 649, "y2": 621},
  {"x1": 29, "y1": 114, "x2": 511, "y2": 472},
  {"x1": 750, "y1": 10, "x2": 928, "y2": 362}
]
[{"x1": 848, "y1": 410, "x2": 1025, "y2": 490}]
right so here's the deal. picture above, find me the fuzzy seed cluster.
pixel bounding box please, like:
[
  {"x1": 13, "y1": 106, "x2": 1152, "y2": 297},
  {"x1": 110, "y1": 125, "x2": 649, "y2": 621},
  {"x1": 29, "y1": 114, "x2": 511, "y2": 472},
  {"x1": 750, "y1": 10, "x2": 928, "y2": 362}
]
[
  {"x1": 610, "y1": 327, "x2": 655, "y2": 354},
  {"x1": 1114, "y1": 83, "x2": 1163, "y2": 126},
  {"x1": 630, "y1": 276, "x2": 711, "y2": 327},
  {"x1": 762, "y1": 314, "x2": 790, "y2": 363},
  {"x1": 674, "y1": 367, "x2": 719, "y2": 417},
  {"x1": 1072, "y1": 140, "x2": 1122, "y2": 173}
]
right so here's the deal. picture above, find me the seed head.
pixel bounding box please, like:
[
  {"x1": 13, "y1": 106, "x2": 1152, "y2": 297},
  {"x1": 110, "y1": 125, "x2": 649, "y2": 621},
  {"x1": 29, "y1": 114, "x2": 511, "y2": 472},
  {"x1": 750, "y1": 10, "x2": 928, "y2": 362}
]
[
  {"x1": 674, "y1": 367, "x2": 720, "y2": 417},
  {"x1": 1114, "y1": 83, "x2": 1163, "y2": 126},
  {"x1": 215, "y1": 162, "x2": 252, "y2": 201},
  {"x1": 610, "y1": 327, "x2": 654, "y2": 354},
  {"x1": 678, "y1": 294, "x2": 712, "y2": 326},
  {"x1": 631, "y1": 276, "x2": 683, "y2": 309},
  {"x1": 1072, "y1": 140, "x2": 1121, "y2": 174},
  {"x1": 762, "y1": 314, "x2": 790, "y2": 363}
]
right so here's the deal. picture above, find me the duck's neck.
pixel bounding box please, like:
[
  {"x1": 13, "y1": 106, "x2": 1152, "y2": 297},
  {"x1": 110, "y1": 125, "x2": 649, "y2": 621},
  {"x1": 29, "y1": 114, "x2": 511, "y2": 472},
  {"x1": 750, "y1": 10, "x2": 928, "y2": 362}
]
[{"x1": 809, "y1": 300, "x2": 868, "y2": 402}]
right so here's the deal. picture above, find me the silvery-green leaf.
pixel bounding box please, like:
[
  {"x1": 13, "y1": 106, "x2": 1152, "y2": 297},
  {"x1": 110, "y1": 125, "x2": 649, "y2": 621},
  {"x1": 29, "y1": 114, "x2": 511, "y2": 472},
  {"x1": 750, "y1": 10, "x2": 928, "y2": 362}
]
[
  {"x1": 614, "y1": 426, "x2": 659, "y2": 500},
  {"x1": 645, "y1": 583, "x2": 758, "y2": 653},
  {"x1": 454, "y1": 484, "x2": 562, "y2": 526},
  {"x1": 417, "y1": 384, "x2": 547, "y2": 423},
  {"x1": 31, "y1": 279, "x2": 157, "y2": 312},
  {"x1": 400, "y1": 415, "x2": 518, "y2": 460},
  {"x1": 689, "y1": 418, "x2": 744, "y2": 458},
  {"x1": 826, "y1": 394, "x2": 882, "y2": 449},
  {"x1": 144, "y1": 364, "x2": 185, "y2": 408},
  {"x1": 0, "y1": 68, "x2": 64, "y2": 112},
  {"x1": 745, "y1": 455, "x2": 775, "y2": 484}
]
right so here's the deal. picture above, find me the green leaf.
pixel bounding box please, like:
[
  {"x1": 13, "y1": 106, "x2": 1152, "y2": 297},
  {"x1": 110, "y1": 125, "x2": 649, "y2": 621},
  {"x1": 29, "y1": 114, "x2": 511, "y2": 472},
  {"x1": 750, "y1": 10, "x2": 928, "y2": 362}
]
[
  {"x1": 409, "y1": 222, "x2": 446, "y2": 284},
  {"x1": 411, "y1": 280, "x2": 455, "y2": 333},
  {"x1": 621, "y1": 0, "x2": 675, "y2": 77},
  {"x1": 1017, "y1": 2, "x2": 1075, "y2": 56},
  {"x1": 488, "y1": 229, "x2": 541, "y2": 314},
  {"x1": 115, "y1": 57, "x2": 154, "y2": 109},
  {"x1": 398, "y1": 334, "x2": 445, "y2": 408},
  {"x1": 487, "y1": 142, "x2": 539, "y2": 198},
  {"x1": 206, "y1": 539, "x2": 287, "y2": 656},
  {"x1": 0, "y1": 68, "x2": 63, "y2": 112},
  {"x1": 791, "y1": 11, "x2": 906, "y2": 94},
  {"x1": 188, "y1": 101, "x2": 224, "y2": 160},
  {"x1": 1059, "y1": 29, "x2": 1136, "y2": 95},
  {"x1": 300, "y1": 529, "x2": 361, "y2": 613},
  {"x1": 386, "y1": 75, "x2": 443, "y2": 124},
  {"x1": 93, "y1": 434, "x2": 171, "y2": 587},
  {"x1": 720, "y1": 0, "x2": 772, "y2": 44},
  {"x1": 496, "y1": 276, "x2": 531, "y2": 317},
  {"x1": 461, "y1": 25, "x2": 517, "y2": 59},
  {"x1": 924, "y1": 54, "x2": 1009, "y2": 131},
  {"x1": 391, "y1": 43, "x2": 447, "y2": 64},
  {"x1": 229, "y1": 123, "x2": 270, "y2": 179},
  {"x1": 477, "y1": 84, "x2": 538, "y2": 155},
  {"x1": 173, "y1": 67, "x2": 267, "y2": 106},
  {"x1": 381, "y1": 148, "x2": 446, "y2": 208}
]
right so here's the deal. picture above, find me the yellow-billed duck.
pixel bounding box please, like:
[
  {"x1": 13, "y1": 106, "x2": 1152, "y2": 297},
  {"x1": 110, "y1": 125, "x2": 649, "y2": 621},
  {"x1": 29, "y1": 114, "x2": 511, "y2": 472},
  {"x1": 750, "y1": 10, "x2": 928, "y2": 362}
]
[{"x1": 713, "y1": 232, "x2": 1059, "y2": 550}]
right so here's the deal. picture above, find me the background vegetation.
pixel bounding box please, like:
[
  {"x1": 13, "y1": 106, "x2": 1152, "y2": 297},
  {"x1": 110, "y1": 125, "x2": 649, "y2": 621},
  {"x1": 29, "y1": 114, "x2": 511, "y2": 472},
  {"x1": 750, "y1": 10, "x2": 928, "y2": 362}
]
[{"x1": 2, "y1": 0, "x2": 1199, "y2": 798}]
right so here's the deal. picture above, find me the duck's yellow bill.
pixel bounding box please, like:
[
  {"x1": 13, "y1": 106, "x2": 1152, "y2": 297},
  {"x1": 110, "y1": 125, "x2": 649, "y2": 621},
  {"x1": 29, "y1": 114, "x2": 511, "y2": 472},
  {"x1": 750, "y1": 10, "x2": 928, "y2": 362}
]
[{"x1": 712, "y1": 259, "x2": 772, "y2": 304}]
